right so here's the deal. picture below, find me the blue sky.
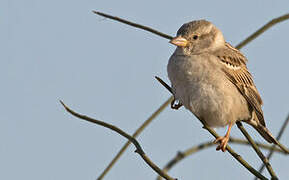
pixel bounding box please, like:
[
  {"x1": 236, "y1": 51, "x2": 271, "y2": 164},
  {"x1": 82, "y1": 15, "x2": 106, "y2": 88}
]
[{"x1": 2, "y1": 0, "x2": 289, "y2": 179}]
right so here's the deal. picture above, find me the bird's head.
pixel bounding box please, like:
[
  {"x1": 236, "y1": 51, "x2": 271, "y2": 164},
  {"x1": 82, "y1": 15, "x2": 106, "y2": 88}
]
[{"x1": 170, "y1": 20, "x2": 225, "y2": 55}]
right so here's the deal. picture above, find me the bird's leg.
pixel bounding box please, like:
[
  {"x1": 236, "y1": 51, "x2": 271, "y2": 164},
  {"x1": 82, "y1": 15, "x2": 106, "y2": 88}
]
[
  {"x1": 214, "y1": 121, "x2": 233, "y2": 152},
  {"x1": 171, "y1": 98, "x2": 183, "y2": 110}
]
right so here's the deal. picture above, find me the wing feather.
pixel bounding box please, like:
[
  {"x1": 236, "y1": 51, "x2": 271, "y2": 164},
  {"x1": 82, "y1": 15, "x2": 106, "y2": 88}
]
[{"x1": 215, "y1": 43, "x2": 265, "y2": 126}]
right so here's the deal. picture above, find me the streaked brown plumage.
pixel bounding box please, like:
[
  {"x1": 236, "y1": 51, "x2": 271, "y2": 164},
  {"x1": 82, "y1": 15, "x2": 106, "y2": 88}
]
[
  {"x1": 215, "y1": 42, "x2": 277, "y2": 144},
  {"x1": 167, "y1": 20, "x2": 279, "y2": 151}
]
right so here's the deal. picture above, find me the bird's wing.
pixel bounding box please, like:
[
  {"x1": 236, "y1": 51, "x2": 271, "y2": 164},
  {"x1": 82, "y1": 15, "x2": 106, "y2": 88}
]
[{"x1": 214, "y1": 43, "x2": 265, "y2": 126}]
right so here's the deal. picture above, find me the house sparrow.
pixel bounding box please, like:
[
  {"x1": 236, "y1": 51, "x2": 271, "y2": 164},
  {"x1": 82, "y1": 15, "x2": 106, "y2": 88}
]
[{"x1": 167, "y1": 20, "x2": 278, "y2": 152}]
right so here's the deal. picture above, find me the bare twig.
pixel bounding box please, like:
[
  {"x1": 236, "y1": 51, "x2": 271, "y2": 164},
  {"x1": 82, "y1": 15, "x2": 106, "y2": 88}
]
[
  {"x1": 255, "y1": 114, "x2": 289, "y2": 180},
  {"x1": 155, "y1": 77, "x2": 268, "y2": 180},
  {"x1": 236, "y1": 122, "x2": 277, "y2": 180},
  {"x1": 204, "y1": 126, "x2": 268, "y2": 180},
  {"x1": 60, "y1": 101, "x2": 176, "y2": 180},
  {"x1": 92, "y1": 11, "x2": 289, "y2": 179},
  {"x1": 156, "y1": 138, "x2": 285, "y2": 180},
  {"x1": 97, "y1": 97, "x2": 173, "y2": 180},
  {"x1": 155, "y1": 76, "x2": 173, "y2": 94},
  {"x1": 92, "y1": 11, "x2": 173, "y2": 40},
  {"x1": 93, "y1": 11, "x2": 289, "y2": 49},
  {"x1": 236, "y1": 13, "x2": 289, "y2": 49}
]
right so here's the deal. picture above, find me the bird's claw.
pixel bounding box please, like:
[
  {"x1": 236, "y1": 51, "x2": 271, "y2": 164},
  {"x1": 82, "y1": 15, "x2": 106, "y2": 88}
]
[
  {"x1": 214, "y1": 136, "x2": 229, "y2": 152},
  {"x1": 171, "y1": 99, "x2": 182, "y2": 110}
]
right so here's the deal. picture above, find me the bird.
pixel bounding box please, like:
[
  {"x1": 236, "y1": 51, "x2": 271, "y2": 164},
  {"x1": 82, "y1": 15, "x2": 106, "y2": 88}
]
[{"x1": 167, "y1": 20, "x2": 279, "y2": 152}]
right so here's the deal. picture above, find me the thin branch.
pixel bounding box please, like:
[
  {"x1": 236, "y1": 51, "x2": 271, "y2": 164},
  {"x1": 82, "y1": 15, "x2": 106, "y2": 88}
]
[
  {"x1": 157, "y1": 138, "x2": 285, "y2": 180},
  {"x1": 60, "y1": 101, "x2": 176, "y2": 180},
  {"x1": 255, "y1": 114, "x2": 289, "y2": 180},
  {"x1": 228, "y1": 138, "x2": 284, "y2": 154},
  {"x1": 97, "y1": 96, "x2": 173, "y2": 180},
  {"x1": 92, "y1": 12, "x2": 289, "y2": 179},
  {"x1": 92, "y1": 11, "x2": 173, "y2": 40},
  {"x1": 155, "y1": 77, "x2": 268, "y2": 180},
  {"x1": 93, "y1": 11, "x2": 289, "y2": 50},
  {"x1": 236, "y1": 122, "x2": 278, "y2": 180},
  {"x1": 157, "y1": 133, "x2": 289, "y2": 180},
  {"x1": 236, "y1": 13, "x2": 289, "y2": 49}
]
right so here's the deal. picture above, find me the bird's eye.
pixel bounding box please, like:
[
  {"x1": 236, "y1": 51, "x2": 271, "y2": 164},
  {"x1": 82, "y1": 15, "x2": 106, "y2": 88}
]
[{"x1": 193, "y1": 35, "x2": 198, "y2": 40}]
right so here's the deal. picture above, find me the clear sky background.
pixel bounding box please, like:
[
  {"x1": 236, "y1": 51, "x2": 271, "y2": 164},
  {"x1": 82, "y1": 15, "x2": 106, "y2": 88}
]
[{"x1": 2, "y1": 0, "x2": 289, "y2": 180}]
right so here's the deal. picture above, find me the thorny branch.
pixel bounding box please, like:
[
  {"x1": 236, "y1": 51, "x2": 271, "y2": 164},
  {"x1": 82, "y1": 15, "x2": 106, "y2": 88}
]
[
  {"x1": 60, "y1": 101, "x2": 176, "y2": 180},
  {"x1": 92, "y1": 11, "x2": 289, "y2": 180}
]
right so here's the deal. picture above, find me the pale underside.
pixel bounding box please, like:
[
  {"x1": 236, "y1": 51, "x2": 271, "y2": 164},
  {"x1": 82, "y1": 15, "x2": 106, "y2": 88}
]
[{"x1": 167, "y1": 43, "x2": 263, "y2": 127}]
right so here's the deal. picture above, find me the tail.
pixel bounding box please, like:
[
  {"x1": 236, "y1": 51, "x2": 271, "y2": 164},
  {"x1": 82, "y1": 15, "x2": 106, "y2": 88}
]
[
  {"x1": 248, "y1": 121, "x2": 289, "y2": 154},
  {"x1": 252, "y1": 124, "x2": 277, "y2": 144}
]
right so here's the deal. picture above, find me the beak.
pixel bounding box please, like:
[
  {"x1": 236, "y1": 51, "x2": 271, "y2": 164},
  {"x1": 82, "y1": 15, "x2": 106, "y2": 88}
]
[{"x1": 169, "y1": 36, "x2": 188, "y2": 47}]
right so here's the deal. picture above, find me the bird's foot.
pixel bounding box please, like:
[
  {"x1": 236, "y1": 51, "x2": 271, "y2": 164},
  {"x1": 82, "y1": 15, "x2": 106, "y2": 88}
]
[
  {"x1": 171, "y1": 103, "x2": 182, "y2": 110},
  {"x1": 171, "y1": 99, "x2": 182, "y2": 110},
  {"x1": 214, "y1": 136, "x2": 229, "y2": 152}
]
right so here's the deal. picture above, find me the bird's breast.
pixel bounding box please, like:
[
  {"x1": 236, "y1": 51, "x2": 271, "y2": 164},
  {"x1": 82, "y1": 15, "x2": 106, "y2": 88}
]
[
  {"x1": 168, "y1": 53, "x2": 218, "y2": 104},
  {"x1": 167, "y1": 53, "x2": 218, "y2": 94},
  {"x1": 167, "y1": 53, "x2": 244, "y2": 127}
]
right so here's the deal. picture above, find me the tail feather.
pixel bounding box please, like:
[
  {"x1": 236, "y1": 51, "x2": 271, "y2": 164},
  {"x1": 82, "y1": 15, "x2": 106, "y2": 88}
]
[
  {"x1": 246, "y1": 111, "x2": 277, "y2": 144},
  {"x1": 249, "y1": 122, "x2": 289, "y2": 154},
  {"x1": 245, "y1": 111, "x2": 289, "y2": 154},
  {"x1": 252, "y1": 124, "x2": 277, "y2": 144}
]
